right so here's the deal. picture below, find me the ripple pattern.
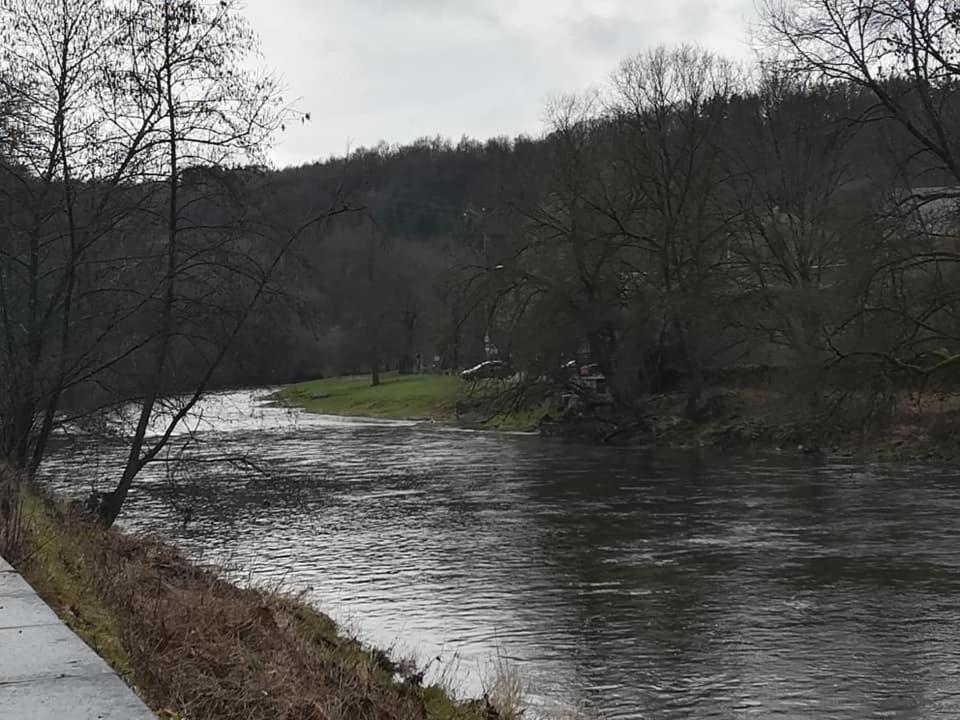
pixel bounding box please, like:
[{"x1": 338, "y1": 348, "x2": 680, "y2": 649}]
[{"x1": 41, "y1": 390, "x2": 960, "y2": 719}]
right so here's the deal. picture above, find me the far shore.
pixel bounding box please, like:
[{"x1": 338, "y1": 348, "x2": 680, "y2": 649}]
[
  {"x1": 268, "y1": 372, "x2": 547, "y2": 431},
  {"x1": 270, "y1": 373, "x2": 960, "y2": 463}
]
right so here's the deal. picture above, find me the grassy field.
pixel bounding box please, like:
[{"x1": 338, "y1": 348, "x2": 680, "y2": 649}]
[
  {"x1": 272, "y1": 372, "x2": 464, "y2": 421},
  {"x1": 271, "y1": 372, "x2": 546, "y2": 430}
]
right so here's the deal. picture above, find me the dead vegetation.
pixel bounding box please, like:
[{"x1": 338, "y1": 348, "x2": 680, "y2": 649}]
[
  {"x1": 643, "y1": 385, "x2": 960, "y2": 461},
  {"x1": 482, "y1": 652, "x2": 527, "y2": 720},
  {"x1": 12, "y1": 489, "x2": 515, "y2": 720},
  {"x1": 550, "y1": 381, "x2": 960, "y2": 462}
]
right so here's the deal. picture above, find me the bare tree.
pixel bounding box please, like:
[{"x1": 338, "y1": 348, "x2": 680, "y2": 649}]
[
  {"x1": 91, "y1": 0, "x2": 330, "y2": 525},
  {"x1": 509, "y1": 93, "x2": 647, "y2": 412},
  {"x1": 606, "y1": 46, "x2": 742, "y2": 417},
  {"x1": 0, "y1": 0, "x2": 163, "y2": 473},
  {"x1": 0, "y1": 0, "x2": 344, "y2": 526},
  {"x1": 762, "y1": 0, "x2": 960, "y2": 381},
  {"x1": 763, "y1": 0, "x2": 960, "y2": 183},
  {"x1": 723, "y1": 70, "x2": 875, "y2": 393}
]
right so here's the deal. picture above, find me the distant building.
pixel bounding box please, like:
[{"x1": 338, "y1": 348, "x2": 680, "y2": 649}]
[{"x1": 900, "y1": 186, "x2": 960, "y2": 236}]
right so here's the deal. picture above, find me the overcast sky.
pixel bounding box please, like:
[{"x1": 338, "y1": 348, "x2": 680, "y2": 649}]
[{"x1": 244, "y1": 0, "x2": 759, "y2": 168}]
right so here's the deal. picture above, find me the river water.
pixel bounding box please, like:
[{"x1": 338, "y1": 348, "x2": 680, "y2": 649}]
[{"x1": 42, "y1": 389, "x2": 960, "y2": 719}]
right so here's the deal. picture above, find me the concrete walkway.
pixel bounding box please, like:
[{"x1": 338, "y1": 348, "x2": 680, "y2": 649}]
[{"x1": 0, "y1": 554, "x2": 155, "y2": 720}]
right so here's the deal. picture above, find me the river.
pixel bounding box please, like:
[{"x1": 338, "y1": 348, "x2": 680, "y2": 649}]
[{"x1": 41, "y1": 389, "x2": 960, "y2": 719}]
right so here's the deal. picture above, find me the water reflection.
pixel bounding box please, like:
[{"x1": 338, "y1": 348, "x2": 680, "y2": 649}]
[{"x1": 42, "y1": 390, "x2": 960, "y2": 719}]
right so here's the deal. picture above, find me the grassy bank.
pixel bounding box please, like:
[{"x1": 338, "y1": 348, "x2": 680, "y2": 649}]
[
  {"x1": 274, "y1": 373, "x2": 463, "y2": 421},
  {"x1": 271, "y1": 373, "x2": 545, "y2": 431},
  {"x1": 4, "y1": 483, "x2": 519, "y2": 720}
]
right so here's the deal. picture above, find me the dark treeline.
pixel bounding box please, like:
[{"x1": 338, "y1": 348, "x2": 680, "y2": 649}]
[
  {"x1": 4, "y1": 0, "x2": 960, "y2": 525},
  {"x1": 262, "y1": 37, "x2": 960, "y2": 424}
]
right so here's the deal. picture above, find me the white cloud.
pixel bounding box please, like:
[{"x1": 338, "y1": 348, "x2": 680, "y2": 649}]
[{"x1": 244, "y1": 0, "x2": 758, "y2": 167}]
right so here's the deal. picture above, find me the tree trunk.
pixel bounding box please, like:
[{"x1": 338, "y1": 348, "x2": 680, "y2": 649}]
[
  {"x1": 399, "y1": 310, "x2": 416, "y2": 374},
  {"x1": 680, "y1": 318, "x2": 702, "y2": 421},
  {"x1": 30, "y1": 134, "x2": 82, "y2": 477},
  {"x1": 99, "y1": 5, "x2": 178, "y2": 527},
  {"x1": 16, "y1": 222, "x2": 42, "y2": 468},
  {"x1": 371, "y1": 343, "x2": 381, "y2": 386},
  {"x1": 96, "y1": 468, "x2": 136, "y2": 527},
  {"x1": 685, "y1": 368, "x2": 703, "y2": 421}
]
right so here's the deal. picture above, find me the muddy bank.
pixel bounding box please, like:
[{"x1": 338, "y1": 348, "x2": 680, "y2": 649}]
[{"x1": 540, "y1": 388, "x2": 960, "y2": 463}]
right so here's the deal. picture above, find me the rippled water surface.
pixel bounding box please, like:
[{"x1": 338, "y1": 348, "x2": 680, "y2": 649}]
[{"x1": 43, "y1": 389, "x2": 960, "y2": 718}]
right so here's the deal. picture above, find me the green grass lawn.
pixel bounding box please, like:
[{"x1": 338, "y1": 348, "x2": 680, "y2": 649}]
[
  {"x1": 271, "y1": 372, "x2": 464, "y2": 421},
  {"x1": 270, "y1": 372, "x2": 547, "y2": 430}
]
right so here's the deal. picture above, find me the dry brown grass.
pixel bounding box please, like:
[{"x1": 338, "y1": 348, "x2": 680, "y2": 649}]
[
  {"x1": 482, "y1": 652, "x2": 527, "y2": 720},
  {"x1": 16, "y1": 492, "x2": 505, "y2": 720}
]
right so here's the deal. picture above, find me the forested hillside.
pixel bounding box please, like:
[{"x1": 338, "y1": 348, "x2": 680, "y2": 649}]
[
  {"x1": 4, "y1": 0, "x2": 960, "y2": 521},
  {"x1": 250, "y1": 49, "x2": 960, "y2": 425}
]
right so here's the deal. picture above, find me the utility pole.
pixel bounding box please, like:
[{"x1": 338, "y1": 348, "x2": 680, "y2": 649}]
[
  {"x1": 464, "y1": 207, "x2": 497, "y2": 359},
  {"x1": 482, "y1": 229, "x2": 493, "y2": 359}
]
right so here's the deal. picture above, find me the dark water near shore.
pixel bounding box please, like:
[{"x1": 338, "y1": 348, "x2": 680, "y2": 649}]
[{"x1": 43, "y1": 390, "x2": 960, "y2": 719}]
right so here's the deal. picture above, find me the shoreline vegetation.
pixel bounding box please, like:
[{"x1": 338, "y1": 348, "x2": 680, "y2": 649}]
[
  {"x1": 271, "y1": 373, "x2": 960, "y2": 463},
  {"x1": 3, "y1": 482, "x2": 521, "y2": 720}
]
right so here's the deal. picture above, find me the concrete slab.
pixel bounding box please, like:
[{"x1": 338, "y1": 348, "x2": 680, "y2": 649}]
[
  {"x1": 0, "y1": 592, "x2": 61, "y2": 629},
  {"x1": 0, "y1": 555, "x2": 13, "y2": 573},
  {"x1": 0, "y1": 624, "x2": 113, "y2": 684},
  {"x1": 0, "y1": 551, "x2": 155, "y2": 719},
  {"x1": 0, "y1": 571, "x2": 34, "y2": 597},
  {"x1": 0, "y1": 673, "x2": 156, "y2": 720}
]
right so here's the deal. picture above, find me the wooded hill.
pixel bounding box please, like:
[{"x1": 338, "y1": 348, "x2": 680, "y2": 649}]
[{"x1": 4, "y1": 0, "x2": 960, "y2": 522}]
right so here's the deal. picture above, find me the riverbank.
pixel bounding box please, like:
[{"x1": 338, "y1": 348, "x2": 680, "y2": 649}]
[
  {"x1": 2, "y1": 483, "x2": 518, "y2": 720},
  {"x1": 547, "y1": 386, "x2": 960, "y2": 462},
  {"x1": 270, "y1": 373, "x2": 546, "y2": 431},
  {"x1": 271, "y1": 374, "x2": 960, "y2": 461}
]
